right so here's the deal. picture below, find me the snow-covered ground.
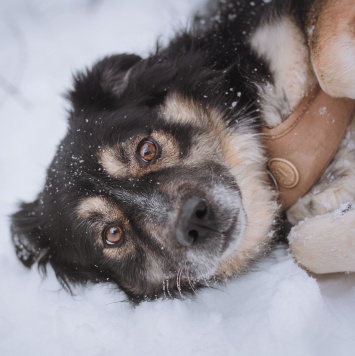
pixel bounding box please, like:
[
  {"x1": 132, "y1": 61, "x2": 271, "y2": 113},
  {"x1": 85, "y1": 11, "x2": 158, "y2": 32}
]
[{"x1": 1, "y1": 1, "x2": 355, "y2": 355}]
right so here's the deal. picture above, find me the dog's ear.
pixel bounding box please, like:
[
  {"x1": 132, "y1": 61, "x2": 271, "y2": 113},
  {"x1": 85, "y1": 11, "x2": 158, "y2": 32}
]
[
  {"x1": 11, "y1": 198, "x2": 50, "y2": 269},
  {"x1": 68, "y1": 53, "x2": 142, "y2": 112}
]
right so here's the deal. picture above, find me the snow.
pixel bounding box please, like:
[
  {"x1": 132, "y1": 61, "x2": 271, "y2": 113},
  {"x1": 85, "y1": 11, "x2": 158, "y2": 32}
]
[{"x1": 1, "y1": 1, "x2": 355, "y2": 355}]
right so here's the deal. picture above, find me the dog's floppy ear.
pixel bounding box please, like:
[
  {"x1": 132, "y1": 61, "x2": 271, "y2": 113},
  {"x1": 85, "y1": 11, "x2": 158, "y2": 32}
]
[
  {"x1": 68, "y1": 53, "x2": 142, "y2": 112},
  {"x1": 11, "y1": 198, "x2": 50, "y2": 269}
]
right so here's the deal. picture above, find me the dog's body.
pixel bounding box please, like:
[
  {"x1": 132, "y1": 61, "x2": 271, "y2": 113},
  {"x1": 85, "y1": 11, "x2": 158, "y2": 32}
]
[{"x1": 11, "y1": 0, "x2": 355, "y2": 302}]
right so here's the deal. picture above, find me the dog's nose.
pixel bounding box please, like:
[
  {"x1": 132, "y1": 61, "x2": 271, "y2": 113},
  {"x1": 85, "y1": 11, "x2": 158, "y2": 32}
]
[{"x1": 175, "y1": 197, "x2": 218, "y2": 246}]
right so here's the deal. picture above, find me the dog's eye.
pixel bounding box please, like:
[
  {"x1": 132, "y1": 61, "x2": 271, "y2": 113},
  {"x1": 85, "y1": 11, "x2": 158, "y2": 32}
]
[
  {"x1": 137, "y1": 139, "x2": 158, "y2": 163},
  {"x1": 103, "y1": 225, "x2": 124, "y2": 247}
]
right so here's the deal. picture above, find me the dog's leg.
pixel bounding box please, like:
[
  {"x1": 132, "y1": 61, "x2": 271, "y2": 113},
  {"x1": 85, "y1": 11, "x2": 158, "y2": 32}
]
[
  {"x1": 308, "y1": 0, "x2": 355, "y2": 99},
  {"x1": 289, "y1": 205, "x2": 355, "y2": 274}
]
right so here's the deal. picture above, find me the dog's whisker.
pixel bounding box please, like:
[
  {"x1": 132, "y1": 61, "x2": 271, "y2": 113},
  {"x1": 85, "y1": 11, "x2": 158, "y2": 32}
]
[
  {"x1": 166, "y1": 278, "x2": 173, "y2": 299},
  {"x1": 185, "y1": 264, "x2": 197, "y2": 295},
  {"x1": 162, "y1": 278, "x2": 167, "y2": 299},
  {"x1": 176, "y1": 267, "x2": 184, "y2": 299}
]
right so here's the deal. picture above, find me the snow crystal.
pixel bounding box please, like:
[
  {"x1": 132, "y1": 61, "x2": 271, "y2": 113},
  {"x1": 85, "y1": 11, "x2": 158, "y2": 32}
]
[
  {"x1": 321, "y1": 200, "x2": 332, "y2": 210},
  {"x1": 343, "y1": 159, "x2": 350, "y2": 167},
  {"x1": 308, "y1": 25, "x2": 315, "y2": 37},
  {"x1": 319, "y1": 106, "x2": 327, "y2": 116},
  {"x1": 333, "y1": 203, "x2": 354, "y2": 219},
  {"x1": 294, "y1": 69, "x2": 306, "y2": 84}
]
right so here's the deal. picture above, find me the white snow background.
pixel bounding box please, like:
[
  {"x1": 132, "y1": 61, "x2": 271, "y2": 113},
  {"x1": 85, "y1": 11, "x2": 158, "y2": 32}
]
[{"x1": 1, "y1": 0, "x2": 355, "y2": 355}]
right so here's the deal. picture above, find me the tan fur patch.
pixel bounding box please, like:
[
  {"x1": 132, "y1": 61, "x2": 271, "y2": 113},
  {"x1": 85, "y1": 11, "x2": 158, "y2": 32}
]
[
  {"x1": 161, "y1": 92, "x2": 205, "y2": 127},
  {"x1": 162, "y1": 93, "x2": 232, "y2": 166},
  {"x1": 76, "y1": 196, "x2": 116, "y2": 221},
  {"x1": 98, "y1": 147, "x2": 127, "y2": 179}
]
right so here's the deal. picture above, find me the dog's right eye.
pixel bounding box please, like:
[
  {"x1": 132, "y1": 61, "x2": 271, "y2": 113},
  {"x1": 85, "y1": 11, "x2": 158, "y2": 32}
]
[{"x1": 103, "y1": 225, "x2": 124, "y2": 247}]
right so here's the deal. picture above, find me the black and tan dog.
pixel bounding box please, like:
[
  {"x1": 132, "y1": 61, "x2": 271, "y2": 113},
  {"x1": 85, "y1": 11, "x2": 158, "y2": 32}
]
[{"x1": 11, "y1": 0, "x2": 355, "y2": 302}]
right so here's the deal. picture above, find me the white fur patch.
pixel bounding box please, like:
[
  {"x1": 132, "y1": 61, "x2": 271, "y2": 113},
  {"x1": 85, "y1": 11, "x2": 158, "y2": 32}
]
[{"x1": 250, "y1": 16, "x2": 316, "y2": 127}]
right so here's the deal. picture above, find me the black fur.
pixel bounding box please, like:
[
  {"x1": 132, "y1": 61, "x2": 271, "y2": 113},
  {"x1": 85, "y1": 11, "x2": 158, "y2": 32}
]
[{"x1": 11, "y1": 0, "x2": 314, "y2": 303}]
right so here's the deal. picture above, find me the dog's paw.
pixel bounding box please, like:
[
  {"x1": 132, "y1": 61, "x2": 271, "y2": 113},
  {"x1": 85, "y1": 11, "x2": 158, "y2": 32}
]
[
  {"x1": 288, "y1": 204, "x2": 355, "y2": 274},
  {"x1": 309, "y1": 0, "x2": 355, "y2": 99},
  {"x1": 287, "y1": 190, "x2": 343, "y2": 225}
]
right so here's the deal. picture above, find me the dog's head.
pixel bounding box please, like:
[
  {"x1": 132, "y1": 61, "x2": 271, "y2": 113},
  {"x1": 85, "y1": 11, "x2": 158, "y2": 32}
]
[{"x1": 11, "y1": 53, "x2": 277, "y2": 302}]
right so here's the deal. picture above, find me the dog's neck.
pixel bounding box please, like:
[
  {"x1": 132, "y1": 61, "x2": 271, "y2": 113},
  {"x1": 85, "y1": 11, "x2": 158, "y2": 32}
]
[{"x1": 263, "y1": 85, "x2": 355, "y2": 210}]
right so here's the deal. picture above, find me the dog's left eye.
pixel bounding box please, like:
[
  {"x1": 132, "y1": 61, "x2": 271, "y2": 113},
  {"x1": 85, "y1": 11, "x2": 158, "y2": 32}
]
[
  {"x1": 103, "y1": 225, "x2": 124, "y2": 247},
  {"x1": 137, "y1": 139, "x2": 159, "y2": 163}
]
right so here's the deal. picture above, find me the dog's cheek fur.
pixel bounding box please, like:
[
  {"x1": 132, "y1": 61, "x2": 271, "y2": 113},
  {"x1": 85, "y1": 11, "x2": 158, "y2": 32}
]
[
  {"x1": 210, "y1": 117, "x2": 279, "y2": 277},
  {"x1": 161, "y1": 92, "x2": 279, "y2": 279}
]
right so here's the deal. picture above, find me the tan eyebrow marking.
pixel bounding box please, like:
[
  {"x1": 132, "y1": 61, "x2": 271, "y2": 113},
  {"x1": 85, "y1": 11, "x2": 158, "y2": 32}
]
[
  {"x1": 76, "y1": 196, "x2": 118, "y2": 221},
  {"x1": 98, "y1": 147, "x2": 127, "y2": 179},
  {"x1": 160, "y1": 92, "x2": 205, "y2": 127}
]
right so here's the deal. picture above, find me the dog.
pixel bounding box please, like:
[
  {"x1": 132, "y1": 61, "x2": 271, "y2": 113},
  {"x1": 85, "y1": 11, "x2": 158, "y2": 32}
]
[{"x1": 11, "y1": 0, "x2": 355, "y2": 303}]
